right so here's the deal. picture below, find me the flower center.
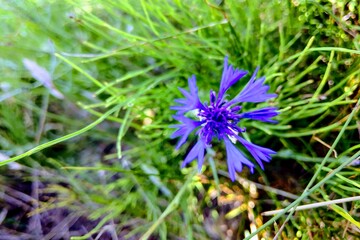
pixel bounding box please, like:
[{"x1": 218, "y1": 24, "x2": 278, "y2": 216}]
[{"x1": 198, "y1": 105, "x2": 240, "y2": 145}]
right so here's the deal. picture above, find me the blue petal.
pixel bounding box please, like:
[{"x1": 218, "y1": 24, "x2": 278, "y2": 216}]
[
  {"x1": 171, "y1": 75, "x2": 204, "y2": 115},
  {"x1": 238, "y1": 107, "x2": 279, "y2": 123},
  {"x1": 224, "y1": 138, "x2": 254, "y2": 181},
  {"x1": 170, "y1": 115, "x2": 202, "y2": 149},
  {"x1": 236, "y1": 136, "x2": 276, "y2": 169},
  {"x1": 182, "y1": 139, "x2": 206, "y2": 171},
  {"x1": 217, "y1": 56, "x2": 248, "y2": 103},
  {"x1": 225, "y1": 67, "x2": 277, "y2": 106}
]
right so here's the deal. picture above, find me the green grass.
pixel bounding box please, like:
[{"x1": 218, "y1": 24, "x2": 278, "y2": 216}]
[{"x1": 0, "y1": 0, "x2": 359, "y2": 239}]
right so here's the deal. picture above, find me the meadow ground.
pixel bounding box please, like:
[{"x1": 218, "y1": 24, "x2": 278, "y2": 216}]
[{"x1": 0, "y1": 0, "x2": 359, "y2": 239}]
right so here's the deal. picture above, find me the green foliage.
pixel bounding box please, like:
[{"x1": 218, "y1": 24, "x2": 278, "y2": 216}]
[{"x1": 0, "y1": 0, "x2": 359, "y2": 239}]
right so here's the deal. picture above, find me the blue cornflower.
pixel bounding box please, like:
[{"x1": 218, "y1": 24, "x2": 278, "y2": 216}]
[{"x1": 170, "y1": 56, "x2": 278, "y2": 181}]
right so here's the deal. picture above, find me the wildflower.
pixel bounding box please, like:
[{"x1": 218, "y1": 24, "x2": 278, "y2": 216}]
[{"x1": 170, "y1": 56, "x2": 278, "y2": 181}]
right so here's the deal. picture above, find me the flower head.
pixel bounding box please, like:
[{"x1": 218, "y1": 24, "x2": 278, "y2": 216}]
[{"x1": 171, "y1": 56, "x2": 278, "y2": 181}]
